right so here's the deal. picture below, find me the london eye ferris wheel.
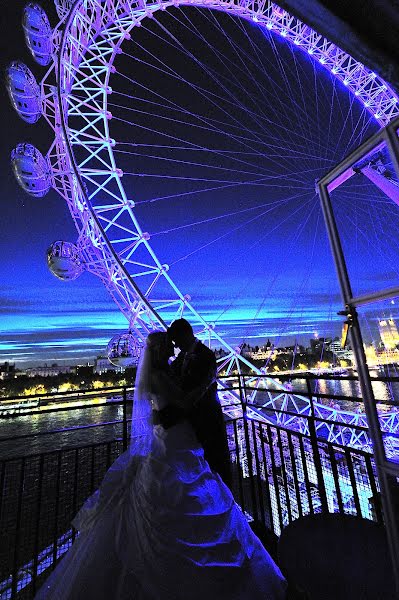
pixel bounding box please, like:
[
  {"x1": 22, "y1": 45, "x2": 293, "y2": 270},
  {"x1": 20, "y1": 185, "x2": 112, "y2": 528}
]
[{"x1": 6, "y1": 0, "x2": 399, "y2": 443}]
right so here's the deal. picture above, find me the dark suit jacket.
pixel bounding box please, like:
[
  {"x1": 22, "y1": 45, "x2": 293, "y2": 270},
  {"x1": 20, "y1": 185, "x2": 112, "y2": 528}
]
[
  {"x1": 170, "y1": 341, "x2": 232, "y2": 488},
  {"x1": 171, "y1": 340, "x2": 217, "y2": 402}
]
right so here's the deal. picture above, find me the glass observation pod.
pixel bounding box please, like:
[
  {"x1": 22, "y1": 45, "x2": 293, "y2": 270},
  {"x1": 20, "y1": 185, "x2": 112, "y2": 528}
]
[
  {"x1": 107, "y1": 332, "x2": 143, "y2": 368},
  {"x1": 23, "y1": 2, "x2": 53, "y2": 66},
  {"x1": 47, "y1": 241, "x2": 84, "y2": 281},
  {"x1": 6, "y1": 62, "x2": 41, "y2": 124},
  {"x1": 11, "y1": 143, "x2": 51, "y2": 198}
]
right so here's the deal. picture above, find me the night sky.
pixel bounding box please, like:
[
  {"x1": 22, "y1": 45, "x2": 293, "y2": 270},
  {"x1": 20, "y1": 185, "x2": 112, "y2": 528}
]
[{"x1": 1, "y1": 0, "x2": 399, "y2": 367}]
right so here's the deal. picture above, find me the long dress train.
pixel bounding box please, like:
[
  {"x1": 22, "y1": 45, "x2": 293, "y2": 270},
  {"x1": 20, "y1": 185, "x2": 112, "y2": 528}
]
[{"x1": 35, "y1": 419, "x2": 287, "y2": 599}]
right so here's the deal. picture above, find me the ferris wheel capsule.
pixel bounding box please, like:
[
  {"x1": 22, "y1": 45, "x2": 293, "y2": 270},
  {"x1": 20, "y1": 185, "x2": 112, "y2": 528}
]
[
  {"x1": 107, "y1": 332, "x2": 142, "y2": 368},
  {"x1": 23, "y1": 3, "x2": 53, "y2": 66},
  {"x1": 47, "y1": 241, "x2": 84, "y2": 281},
  {"x1": 11, "y1": 143, "x2": 51, "y2": 197},
  {"x1": 6, "y1": 62, "x2": 41, "y2": 124},
  {"x1": 53, "y1": 0, "x2": 74, "y2": 20}
]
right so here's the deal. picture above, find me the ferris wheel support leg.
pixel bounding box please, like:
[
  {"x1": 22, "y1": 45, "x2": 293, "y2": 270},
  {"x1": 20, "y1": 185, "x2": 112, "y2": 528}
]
[{"x1": 318, "y1": 162, "x2": 399, "y2": 596}]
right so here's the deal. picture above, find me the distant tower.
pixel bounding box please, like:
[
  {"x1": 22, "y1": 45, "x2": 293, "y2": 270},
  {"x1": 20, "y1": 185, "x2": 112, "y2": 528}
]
[{"x1": 378, "y1": 318, "x2": 399, "y2": 350}]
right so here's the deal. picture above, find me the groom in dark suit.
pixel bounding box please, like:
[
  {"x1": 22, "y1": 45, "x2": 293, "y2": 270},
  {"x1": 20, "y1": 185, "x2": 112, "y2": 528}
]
[{"x1": 166, "y1": 318, "x2": 232, "y2": 489}]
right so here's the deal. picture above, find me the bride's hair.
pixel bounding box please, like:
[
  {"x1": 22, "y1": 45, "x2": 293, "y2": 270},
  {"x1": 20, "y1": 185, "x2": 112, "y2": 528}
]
[
  {"x1": 146, "y1": 331, "x2": 169, "y2": 370},
  {"x1": 130, "y1": 330, "x2": 168, "y2": 456},
  {"x1": 146, "y1": 331, "x2": 167, "y2": 350}
]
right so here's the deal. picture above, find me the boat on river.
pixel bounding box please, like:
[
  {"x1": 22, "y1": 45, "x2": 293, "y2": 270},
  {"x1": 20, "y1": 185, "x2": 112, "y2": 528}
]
[{"x1": 0, "y1": 398, "x2": 40, "y2": 417}]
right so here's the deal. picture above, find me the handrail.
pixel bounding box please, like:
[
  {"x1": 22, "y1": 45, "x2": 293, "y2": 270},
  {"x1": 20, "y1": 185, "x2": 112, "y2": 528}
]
[{"x1": 0, "y1": 385, "x2": 134, "y2": 403}]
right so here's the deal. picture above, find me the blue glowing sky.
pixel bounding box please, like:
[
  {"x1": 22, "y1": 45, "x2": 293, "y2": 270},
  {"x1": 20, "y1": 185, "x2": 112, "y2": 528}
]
[{"x1": 2, "y1": 1, "x2": 399, "y2": 367}]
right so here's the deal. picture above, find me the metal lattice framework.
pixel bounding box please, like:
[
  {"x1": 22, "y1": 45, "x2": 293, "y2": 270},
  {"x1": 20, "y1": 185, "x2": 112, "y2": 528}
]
[
  {"x1": 256, "y1": 395, "x2": 399, "y2": 456},
  {"x1": 9, "y1": 0, "x2": 399, "y2": 447}
]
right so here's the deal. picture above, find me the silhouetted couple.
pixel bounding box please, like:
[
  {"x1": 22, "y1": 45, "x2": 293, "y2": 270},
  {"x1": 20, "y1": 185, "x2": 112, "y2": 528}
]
[
  {"x1": 36, "y1": 319, "x2": 286, "y2": 600},
  {"x1": 153, "y1": 318, "x2": 232, "y2": 489}
]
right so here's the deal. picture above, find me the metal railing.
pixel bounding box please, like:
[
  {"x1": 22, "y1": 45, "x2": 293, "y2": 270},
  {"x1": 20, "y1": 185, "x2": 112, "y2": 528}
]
[
  {"x1": 224, "y1": 372, "x2": 389, "y2": 533},
  {"x1": 1, "y1": 372, "x2": 397, "y2": 598}
]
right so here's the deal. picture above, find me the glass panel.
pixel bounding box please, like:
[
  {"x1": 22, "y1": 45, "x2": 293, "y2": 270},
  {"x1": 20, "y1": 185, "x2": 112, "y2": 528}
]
[
  {"x1": 357, "y1": 300, "x2": 399, "y2": 462},
  {"x1": 329, "y1": 141, "x2": 399, "y2": 300}
]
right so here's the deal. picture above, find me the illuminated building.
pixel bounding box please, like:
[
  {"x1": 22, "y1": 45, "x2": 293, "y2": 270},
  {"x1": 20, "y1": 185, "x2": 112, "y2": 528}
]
[
  {"x1": 0, "y1": 362, "x2": 16, "y2": 380},
  {"x1": 94, "y1": 356, "x2": 123, "y2": 375},
  {"x1": 378, "y1": 318, "x2": 399, "y2": 350},
  {"x1": 26, "y1": 364, "x2": 72, "y2": 377}
]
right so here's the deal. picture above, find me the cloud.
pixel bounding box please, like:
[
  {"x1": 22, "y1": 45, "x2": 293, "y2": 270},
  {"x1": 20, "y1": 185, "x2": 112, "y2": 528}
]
[
  {"x1": 0, "y1": 292, "x2": 33, "y2": 313},
  {"x1": 0, "y1": 267, "x2": 386, "y2": 367},
  {"x1": 364, "y1": 270, "x2": 399, "y2": 284}
]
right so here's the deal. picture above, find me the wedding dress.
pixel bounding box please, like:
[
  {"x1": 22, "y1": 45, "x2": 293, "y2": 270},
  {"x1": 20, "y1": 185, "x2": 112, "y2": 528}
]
[{"x1": 36, "y1": 342, "x2": 287, "y2": 600}]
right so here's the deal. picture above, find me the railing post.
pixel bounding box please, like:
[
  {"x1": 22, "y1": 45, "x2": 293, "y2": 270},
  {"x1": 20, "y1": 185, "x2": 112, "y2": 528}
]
[
  {"x1": 122, "y1": 387, "x2": 128, "y2": 452},
  {"x1": 306, "y1": 377, "x2": 329, "y2": 512},
  {"x1": 0, "y1": 460, "x2": 5, "y2": 526},
  {"x1": 51, "y1": 452, "x2": 63, "y2": 570},
  {"x1": 11, "y1": 457, "x2": 26, "y2": 598},
  {"x1": 238, "y1": 373, "x2": 258, "y2": 520},
  {"x1": 32, "y1": 454, "x2": 44, "y2": 595}
]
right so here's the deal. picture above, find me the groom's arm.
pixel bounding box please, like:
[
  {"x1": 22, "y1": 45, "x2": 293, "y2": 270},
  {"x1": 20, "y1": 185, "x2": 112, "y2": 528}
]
[
  {"x1": 156, "y1": 371, "x2": 187, "y2": 409},
  {"x1": 186, "y1": 377, "x2": 216, "y2": 408},
  {"x1": 151, "y1": 371, "x2": 186, "y2": 429},
  {"x1": 185, "y1": 351, "x2": 217, "y2": 407}
]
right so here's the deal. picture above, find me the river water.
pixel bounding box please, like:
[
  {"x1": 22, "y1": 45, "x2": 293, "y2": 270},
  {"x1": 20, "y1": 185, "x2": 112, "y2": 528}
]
[
  {"x1": 0, "y1": 401, "x2": 133, "y2": 460},
  {"x1": 1, "y1": 372, "x2": 398, "y2": 460}
]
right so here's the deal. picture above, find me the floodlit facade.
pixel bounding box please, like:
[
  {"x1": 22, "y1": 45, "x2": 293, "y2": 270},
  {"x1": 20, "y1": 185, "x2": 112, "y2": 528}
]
[{"x1": 378, "y1": 318, "x2": 399, "y2": 350}]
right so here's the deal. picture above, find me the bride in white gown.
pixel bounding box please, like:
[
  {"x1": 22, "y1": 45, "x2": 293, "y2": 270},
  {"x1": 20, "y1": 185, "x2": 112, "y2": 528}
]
[{"x1": 36, "y1": 331, "x2": 287, "y2": 600}]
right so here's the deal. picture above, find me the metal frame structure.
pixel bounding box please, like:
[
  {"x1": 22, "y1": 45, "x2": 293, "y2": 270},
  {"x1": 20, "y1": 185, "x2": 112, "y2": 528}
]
[
  {"x1": 7, "y1": 0, "x2": 399, "y2": 435},
  {"x1": 317, "y1": 114, "x2": 399, "y2": 595},
  {"x1": 44, "y1": 0, "x2": 399, "y2": 346}
]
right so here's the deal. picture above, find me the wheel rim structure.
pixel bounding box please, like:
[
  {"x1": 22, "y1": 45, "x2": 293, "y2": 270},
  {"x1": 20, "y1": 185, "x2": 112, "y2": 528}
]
[{"x1": 10, "y1": 0, "x2": 399, "y2": 445}]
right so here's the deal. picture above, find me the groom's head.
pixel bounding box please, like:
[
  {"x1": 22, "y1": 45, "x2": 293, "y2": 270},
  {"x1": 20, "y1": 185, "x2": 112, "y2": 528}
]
[{"x1": 167, "y1": 318, "x2": 195, "y2": 352}]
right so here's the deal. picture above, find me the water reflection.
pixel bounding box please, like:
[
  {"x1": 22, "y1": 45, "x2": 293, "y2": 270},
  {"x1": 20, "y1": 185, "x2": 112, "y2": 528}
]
[{"x1": 0, "y1": 403, "x2": 131, "y2": 460}]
